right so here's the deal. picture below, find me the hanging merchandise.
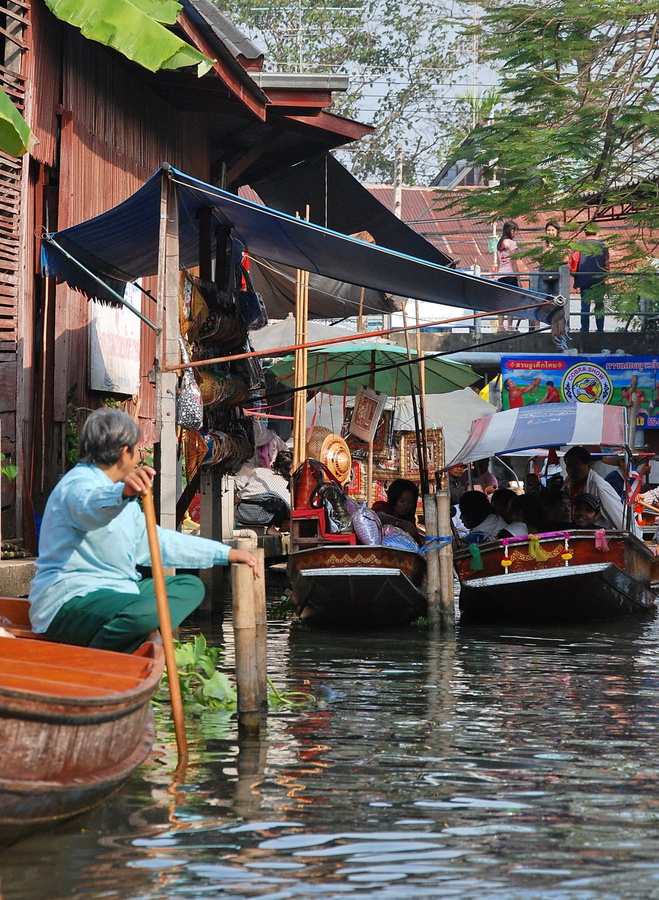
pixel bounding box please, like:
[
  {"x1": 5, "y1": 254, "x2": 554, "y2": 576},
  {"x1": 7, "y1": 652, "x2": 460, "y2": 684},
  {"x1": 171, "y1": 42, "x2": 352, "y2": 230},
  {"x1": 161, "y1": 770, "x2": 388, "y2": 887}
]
[
  {"x1": 197, "y1": 370, "x2": 222, "y2": 406},
  {"x1": 186, "y1": 274, "x2": 247, "y2": 350},
  {"x1": 184, "y1": 429, "x2": 210, "y2": 482},
  {"x1": 236, "y1": 258, "x2": 269, "y2": 331},
  {"x1": 213, "y1": 373, "x2": 249, "y2": 408},
  {"x1": 231, "y1": 340, "x2": 265, "y2": 391},
  {"x1": 176, "y1": 337, "x2": 203, "y2": 431}
]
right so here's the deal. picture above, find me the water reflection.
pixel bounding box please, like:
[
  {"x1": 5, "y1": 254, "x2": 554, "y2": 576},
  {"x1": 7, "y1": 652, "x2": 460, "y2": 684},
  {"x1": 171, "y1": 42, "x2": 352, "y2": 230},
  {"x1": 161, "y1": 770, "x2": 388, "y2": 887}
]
[{"x1": 2, "y1": 618, "x2": 659, "y2": 898}]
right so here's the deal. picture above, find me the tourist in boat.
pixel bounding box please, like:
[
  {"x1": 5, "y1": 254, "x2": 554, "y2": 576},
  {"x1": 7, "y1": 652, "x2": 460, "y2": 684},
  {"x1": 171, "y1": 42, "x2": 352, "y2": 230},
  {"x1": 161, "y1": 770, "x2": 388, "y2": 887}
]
[
  {"x1": 541, "y1": 489, "x2": 573, "y2": 530},
  {"x1": 490, "y1": 487, "x2": 517, "y2": 523},
  {"x1": 234, "y1": 450, "x2": 292, "y2": 535},
  {"x1": 563, "y1": 446, "x2": 629, "y2": 531},
  {"x1": 372, "y1": 478, "x2": 423, "y2": 545},
  {"x1": 477, "y1": 470, "x2": 498, "y2": 496},
  {"x1": 499, "y1": 493, "x2": 547, "y2": 538},
  {"x1": 571, "y1": 492, "x2": 608, "y2": 529},
  {"x1": 28, "y1": 408, "x2": 259, "y2": 653},
  {"x1": 458, "y1": 490, "x2": 509, "y2": 544}
]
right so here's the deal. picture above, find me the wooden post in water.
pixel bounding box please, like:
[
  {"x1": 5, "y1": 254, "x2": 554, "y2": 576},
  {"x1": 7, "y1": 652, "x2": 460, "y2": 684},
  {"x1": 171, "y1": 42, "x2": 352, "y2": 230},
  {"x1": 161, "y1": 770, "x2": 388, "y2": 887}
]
[
  {"x1": 424, "y1": 494, "x2": 441, "y2": 627},
  {"x1": 436, "y1": 489, "x2": 455, "y2": 628},
  {"x1": 253, "y1": 547, "x2": 268, "y2": 709},
  {"x1": 231, "y1": 537, "x2": 261, "y2": 734}
]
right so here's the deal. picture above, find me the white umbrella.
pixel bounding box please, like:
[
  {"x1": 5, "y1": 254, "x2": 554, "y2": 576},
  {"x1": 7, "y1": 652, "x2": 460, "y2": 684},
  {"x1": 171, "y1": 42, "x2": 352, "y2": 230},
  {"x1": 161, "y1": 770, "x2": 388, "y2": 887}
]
[
  {"x1": 306, "y1": 388, "x2": 496, "y2": 464},
  {"x1": 249, "y1": 313, "x2": 358, "y2": 354}
]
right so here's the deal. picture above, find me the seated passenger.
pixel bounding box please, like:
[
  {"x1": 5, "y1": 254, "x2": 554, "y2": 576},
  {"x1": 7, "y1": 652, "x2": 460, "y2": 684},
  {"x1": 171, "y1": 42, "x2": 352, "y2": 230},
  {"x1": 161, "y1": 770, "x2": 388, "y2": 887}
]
[
  {"x1": 490, "y1": 487, "x2": 517, "y2": 523},
  {"x1": 564, "y1": 446, "x2": 627, "y2": 530},
  {"x1": 459, "y1": 490, "x2": 508, "y2": 544},
  {"x1": 541, "y1": 489, "x2": 573, "y2": 530},
  {"x1": 499, "y1": 493, "x2": 548, "y2": 538},
  {"x1": 572, "y1": 492, "x2": 607, "y2": 529},
  {"x1": 235, "y1": 450, "x2": 292, "y2": 535},
  {"x1": 372, "y1": 478, "x2": 423, "y2": 545}
]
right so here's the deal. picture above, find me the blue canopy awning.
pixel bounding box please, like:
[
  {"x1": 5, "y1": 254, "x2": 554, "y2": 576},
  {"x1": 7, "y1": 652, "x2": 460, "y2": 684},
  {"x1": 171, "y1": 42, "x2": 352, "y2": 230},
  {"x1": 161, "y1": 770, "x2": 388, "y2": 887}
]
[{"x1": 41, "y1": 165, "x2": 557, "y2": 324}]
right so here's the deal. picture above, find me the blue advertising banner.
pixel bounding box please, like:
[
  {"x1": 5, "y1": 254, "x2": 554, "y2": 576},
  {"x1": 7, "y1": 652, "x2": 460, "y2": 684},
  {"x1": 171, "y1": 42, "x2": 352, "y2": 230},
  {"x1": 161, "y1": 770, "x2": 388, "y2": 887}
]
[{"x1": 501, "y1": 355, "x2": 659, "y2": 427}]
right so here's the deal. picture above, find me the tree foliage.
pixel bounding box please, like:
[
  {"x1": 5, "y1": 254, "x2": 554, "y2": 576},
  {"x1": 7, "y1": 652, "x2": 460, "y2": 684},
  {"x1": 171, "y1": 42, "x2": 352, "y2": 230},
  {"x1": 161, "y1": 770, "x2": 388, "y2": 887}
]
[
  {"x1": 216, "y1": 0, "x2": 470, "y2": 183},
  {"x1": 439, "y1": 1, "x2": 659, "y2": 324}
]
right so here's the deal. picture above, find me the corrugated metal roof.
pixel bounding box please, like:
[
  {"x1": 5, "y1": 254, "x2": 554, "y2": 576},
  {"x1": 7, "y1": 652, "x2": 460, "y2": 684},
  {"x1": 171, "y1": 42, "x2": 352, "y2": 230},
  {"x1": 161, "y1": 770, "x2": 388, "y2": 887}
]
[{"x1": 180, "y1": 0, "x2": 265, "y2": 71}]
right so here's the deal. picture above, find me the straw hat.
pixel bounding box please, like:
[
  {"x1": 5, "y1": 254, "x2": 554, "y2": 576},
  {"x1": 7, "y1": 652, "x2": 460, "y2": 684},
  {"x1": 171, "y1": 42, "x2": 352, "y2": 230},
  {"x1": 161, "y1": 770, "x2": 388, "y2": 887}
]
[{"x1": 320, "y1": 433, "x2": 352, "y2": 484}]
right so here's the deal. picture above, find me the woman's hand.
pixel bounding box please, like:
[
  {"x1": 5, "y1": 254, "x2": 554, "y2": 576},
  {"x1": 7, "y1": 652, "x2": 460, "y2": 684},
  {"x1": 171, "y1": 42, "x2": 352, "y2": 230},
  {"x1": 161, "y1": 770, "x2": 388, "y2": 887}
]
[
  {"x1": 123, "y1": 466, "x2": 156, "y2": 498},
  {"x1": 228, "y1": 548, "x2": 261, "y2": 577}
]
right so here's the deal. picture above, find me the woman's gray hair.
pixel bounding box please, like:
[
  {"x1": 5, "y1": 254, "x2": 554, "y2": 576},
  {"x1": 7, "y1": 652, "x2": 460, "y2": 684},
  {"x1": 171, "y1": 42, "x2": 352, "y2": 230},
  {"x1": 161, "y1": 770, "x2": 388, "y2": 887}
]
[{"x1": 78, "y1": 408, "x2": 141, "y2": 466}]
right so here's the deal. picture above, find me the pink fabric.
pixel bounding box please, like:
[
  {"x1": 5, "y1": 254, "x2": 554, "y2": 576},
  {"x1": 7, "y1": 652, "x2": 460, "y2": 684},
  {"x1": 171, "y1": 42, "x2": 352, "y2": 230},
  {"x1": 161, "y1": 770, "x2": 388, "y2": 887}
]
[{"x1": 594, "y1": 528, "x2": 609, "y2": 551}]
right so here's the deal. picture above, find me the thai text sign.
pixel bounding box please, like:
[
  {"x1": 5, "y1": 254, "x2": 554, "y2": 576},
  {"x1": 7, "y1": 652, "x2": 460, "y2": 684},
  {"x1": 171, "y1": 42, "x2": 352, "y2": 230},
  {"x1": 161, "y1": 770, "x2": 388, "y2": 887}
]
[
  {"x1": 501, "y1": 355, "x2": 659, "y2": 427},
  {"x1": 89, "y1": 284, "x2": 141, "y2": 395}
]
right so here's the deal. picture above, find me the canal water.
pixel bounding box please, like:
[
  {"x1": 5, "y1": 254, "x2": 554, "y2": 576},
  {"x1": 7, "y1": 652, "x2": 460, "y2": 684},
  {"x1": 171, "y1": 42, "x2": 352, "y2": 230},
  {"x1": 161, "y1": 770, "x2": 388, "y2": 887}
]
[{"x1": 3, "y1": 606, "x2": 659, "y2": 898}]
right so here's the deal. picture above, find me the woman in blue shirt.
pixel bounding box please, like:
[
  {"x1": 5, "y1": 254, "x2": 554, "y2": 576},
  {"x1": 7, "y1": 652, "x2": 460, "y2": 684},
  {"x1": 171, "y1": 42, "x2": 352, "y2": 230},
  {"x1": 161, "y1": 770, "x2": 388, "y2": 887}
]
[{"x1": 29, "y1": 408, "x2": 258, "y2": 652}]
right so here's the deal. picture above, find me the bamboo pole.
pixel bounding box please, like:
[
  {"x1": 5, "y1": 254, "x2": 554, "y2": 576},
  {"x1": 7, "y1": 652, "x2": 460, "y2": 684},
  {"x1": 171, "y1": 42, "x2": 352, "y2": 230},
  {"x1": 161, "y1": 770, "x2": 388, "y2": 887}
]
[
  {"x1": 253, "y1": 547, "x2": 268, "y2": 709},
  {"x1": 415, "y1": 298, "x2": 428, "y2": 473},
  {"x1": 292, "y1": 210, "x2": 310, "y2": 470},
  {"x1": 401, "y1": 301, "x2": 427, "y2": 495},
  {"x1": 357, "y1": 286, "x2": 365, "y2": 333},
  {"x1": 436, "y1": 489, "x2": 455, "y2": 628},
  {"x1": 424, "y1": 492, "x2": 441, "y2": 628},
  {"x1": 142, "y1": 490, "x2": 188, "y2": 768},
  {"x1": 367, "y1": 440, "x2": 374, "y2": 508},
  {"x1": 232, "y1": 536, "x2": 261, "y2": 735}
]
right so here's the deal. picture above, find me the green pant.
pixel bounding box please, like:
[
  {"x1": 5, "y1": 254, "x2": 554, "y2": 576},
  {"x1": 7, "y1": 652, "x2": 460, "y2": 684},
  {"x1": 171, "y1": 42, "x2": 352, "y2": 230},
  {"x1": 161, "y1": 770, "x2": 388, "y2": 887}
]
[{"x1": 45, "y1": 574, "x2": 205, "y2": 653}]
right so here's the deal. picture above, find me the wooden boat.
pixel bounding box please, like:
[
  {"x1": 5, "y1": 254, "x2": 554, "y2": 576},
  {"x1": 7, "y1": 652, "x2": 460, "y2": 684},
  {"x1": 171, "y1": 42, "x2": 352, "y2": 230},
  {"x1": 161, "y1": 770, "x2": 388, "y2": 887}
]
[
  {"x1": 454, "y1": 530, "x2": 657, "y2": 626},
  {"x1": 288, "y1": 542, "x2": 427, "y2": 629},
  {"x1": 447, "y1": 403, "x2": 658, "y2": 627},
  {"x1": 0, "y1": 597, "x2": 164, "y2": 844}
]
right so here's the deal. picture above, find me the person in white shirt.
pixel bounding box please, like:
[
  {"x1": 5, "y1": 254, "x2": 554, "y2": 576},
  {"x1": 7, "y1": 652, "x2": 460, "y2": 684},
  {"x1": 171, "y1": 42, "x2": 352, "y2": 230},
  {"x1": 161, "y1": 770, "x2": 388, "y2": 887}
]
[{"x1": 234, "y1": 450, "x2": 292, "y2": 534}]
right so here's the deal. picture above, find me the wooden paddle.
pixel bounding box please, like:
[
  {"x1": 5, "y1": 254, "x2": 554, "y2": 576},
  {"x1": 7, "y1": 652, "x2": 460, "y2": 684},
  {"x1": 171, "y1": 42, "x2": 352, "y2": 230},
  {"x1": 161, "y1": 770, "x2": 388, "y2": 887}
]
[{"x1": 142, "y1": 489, "x2": 188, "y2": 768}]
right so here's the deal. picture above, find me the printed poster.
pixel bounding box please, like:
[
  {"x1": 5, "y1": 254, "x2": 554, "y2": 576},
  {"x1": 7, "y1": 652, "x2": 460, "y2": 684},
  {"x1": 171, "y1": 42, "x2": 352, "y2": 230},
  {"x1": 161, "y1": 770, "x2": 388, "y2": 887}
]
[{"x1": 501, "y1": 355, "x2": 659, "y2": 428}]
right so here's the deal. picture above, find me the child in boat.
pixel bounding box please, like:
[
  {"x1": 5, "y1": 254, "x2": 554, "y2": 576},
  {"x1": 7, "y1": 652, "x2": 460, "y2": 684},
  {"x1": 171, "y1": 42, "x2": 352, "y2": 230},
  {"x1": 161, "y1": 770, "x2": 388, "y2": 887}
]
[{"x1": 29, "y1": 408, "x2": 259, "y2": 653}]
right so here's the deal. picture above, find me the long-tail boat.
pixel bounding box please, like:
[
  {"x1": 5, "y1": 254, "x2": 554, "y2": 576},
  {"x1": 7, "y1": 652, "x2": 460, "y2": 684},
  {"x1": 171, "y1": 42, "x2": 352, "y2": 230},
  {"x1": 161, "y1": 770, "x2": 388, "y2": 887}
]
[
  {"x1": 288, "y1": 462, "x2": 426, "y2": 629},
  {"x1": 0, "y1": 597, "x2": 164, "y2": 844},
  {"x1": 447, "y1": 404, "x2": 658, "y2": 626}
]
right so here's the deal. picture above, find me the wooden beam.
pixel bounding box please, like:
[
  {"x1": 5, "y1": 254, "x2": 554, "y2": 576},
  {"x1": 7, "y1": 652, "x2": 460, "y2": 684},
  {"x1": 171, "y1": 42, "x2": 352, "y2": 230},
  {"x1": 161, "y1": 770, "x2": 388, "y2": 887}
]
[{"x1": 155, "y1": 169, "x2": 180, "y2": 536}]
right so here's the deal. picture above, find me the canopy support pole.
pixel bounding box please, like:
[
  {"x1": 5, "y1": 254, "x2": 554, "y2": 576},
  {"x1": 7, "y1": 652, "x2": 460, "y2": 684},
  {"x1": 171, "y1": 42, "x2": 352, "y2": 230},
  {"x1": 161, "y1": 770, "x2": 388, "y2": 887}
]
[
  {"x1": 293, "y1": 208, "x2": 310, "y2": 470},
  {"x1": 156, "y1": 170, "x2": 180, "y2": 534}
]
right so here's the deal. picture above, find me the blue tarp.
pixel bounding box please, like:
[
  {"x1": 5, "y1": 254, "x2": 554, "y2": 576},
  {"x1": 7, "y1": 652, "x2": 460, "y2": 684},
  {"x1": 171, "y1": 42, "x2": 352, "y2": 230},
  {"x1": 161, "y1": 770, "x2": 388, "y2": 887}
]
[{"x1": 41, "y1": 165, "x2": 556, "y2": 323}]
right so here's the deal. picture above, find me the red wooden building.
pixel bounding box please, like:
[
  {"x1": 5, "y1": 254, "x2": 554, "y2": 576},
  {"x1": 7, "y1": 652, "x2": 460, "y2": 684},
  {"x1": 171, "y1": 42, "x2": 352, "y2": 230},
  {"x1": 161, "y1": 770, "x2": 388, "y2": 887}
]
[{"x1": 0, "y1": 0, "x2": 371, "y2": 547}]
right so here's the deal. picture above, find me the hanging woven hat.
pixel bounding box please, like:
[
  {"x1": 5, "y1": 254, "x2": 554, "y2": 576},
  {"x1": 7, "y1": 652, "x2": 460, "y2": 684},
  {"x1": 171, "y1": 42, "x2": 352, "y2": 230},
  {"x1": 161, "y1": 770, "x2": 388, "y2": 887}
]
[
  {"x1": 184, "y1": 429, "x2": 210, "y2": 482},
  {"x1": 306, "y1": 426, "x2": 332, "y2": 459},
  {"x1": 320, "y1": 433, "x2": 352, "y2": 485},
  {"x1": 198, "y1": 370, "x2": 221, "y2": 405}
]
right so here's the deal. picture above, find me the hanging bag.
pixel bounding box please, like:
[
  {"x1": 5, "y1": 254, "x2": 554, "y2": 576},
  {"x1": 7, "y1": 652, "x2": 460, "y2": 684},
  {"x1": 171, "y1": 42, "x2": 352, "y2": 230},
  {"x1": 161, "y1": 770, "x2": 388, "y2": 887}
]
[
  {"x1": 177, "y1": 337, "x2": 203, "y2": 431},
  {"x1": 236, "y1": 260, "x2": 269, "y2": 331}
]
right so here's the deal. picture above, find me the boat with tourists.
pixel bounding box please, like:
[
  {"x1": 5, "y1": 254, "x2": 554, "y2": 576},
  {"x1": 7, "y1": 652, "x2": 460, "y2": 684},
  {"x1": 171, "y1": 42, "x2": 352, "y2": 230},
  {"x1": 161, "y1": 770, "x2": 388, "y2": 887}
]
[
  {"x1": 448, "y1": 403, "x2": 658, "y2": 626},
  {"x1": 0, "y1": 596, "x2": 164, "y2": 845}
]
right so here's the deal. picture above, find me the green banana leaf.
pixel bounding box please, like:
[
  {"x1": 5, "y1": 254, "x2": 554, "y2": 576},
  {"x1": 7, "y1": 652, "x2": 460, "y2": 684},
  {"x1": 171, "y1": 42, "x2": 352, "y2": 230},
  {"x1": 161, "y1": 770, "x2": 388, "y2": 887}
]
[
  {"x1": 0, "y1": 87, "x2": 31, "y2": 157},
  {"x1": 44, "y1": 0, "x2": 213, "y2": 75}
]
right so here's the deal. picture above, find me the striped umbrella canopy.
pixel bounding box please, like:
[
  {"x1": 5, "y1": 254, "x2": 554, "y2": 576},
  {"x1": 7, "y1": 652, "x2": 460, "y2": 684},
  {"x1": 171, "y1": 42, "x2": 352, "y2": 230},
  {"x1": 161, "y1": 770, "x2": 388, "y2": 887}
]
[{"x1": 446, "y1": 403, "x2": 627, "y2": 468}]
